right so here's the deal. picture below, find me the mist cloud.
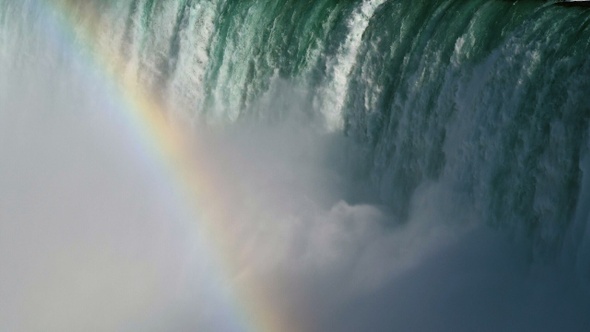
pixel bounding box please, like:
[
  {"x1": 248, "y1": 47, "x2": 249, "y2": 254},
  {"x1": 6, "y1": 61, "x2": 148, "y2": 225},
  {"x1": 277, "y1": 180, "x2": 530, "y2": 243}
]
[{"x1": 2, "y1": 18, "x2": 590, "y2": 332}]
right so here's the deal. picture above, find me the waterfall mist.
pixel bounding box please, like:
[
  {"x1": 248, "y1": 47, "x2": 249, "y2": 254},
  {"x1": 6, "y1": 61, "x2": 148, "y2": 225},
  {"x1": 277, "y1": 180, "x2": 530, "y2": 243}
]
[{"x1": 2, "y1": 1, "x2": 590, "y2": 331}]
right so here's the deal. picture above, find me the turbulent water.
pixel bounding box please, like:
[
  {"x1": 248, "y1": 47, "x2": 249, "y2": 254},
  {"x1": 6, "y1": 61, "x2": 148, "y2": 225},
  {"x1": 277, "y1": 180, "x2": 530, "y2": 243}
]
[
  {"x1": 38, "y1": 0, "x2": 590, "y2": 266},
  {"x1": 2, "y1": 0, "x2": 590, "y2": 331}
]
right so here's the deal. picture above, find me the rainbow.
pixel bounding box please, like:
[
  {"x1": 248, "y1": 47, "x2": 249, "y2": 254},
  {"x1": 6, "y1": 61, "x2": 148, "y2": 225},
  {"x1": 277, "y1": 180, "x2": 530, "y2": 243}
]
[{"x1": 32, "y1": 0, "x2": 293, "y2": 331}]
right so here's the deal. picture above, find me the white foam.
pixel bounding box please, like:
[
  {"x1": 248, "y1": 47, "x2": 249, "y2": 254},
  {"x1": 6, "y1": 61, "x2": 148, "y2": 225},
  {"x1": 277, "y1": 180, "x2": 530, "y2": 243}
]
[{"x1": 318, "y1": 0, "x2": 387, "y2": 131}]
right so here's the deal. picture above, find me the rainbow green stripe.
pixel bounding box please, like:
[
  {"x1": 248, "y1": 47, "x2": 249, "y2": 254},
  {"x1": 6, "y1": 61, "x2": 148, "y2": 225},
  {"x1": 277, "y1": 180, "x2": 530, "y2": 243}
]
[{"x1": 35, "y1": 0, "x2": 292, "y2": 331}]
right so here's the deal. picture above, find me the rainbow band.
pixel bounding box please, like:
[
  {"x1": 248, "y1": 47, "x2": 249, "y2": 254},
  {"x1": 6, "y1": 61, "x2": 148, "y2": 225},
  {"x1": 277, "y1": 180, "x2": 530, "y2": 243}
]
[{"x1": 34, "y1": 1, "x2": 292, "y2": 331}]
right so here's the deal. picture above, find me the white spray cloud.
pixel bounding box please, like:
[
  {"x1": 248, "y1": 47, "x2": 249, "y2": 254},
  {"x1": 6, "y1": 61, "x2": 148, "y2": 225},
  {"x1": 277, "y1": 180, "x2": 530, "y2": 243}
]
[{"x1": 2, "y1": 11, "x2": 590, "y2": 332}]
